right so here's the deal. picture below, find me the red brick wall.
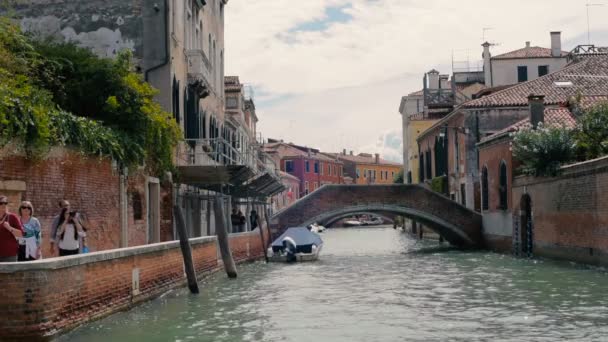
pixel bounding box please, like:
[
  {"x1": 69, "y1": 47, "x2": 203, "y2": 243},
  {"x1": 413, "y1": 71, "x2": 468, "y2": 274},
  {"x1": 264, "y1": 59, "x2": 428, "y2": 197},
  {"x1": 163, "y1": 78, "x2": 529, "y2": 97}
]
[
  {"x1": 512, "y1": 157, "x2": 608, "y2": 265},
  {"x1": 479, "y1": 138, "x2": 515, "y2": 212},
  {"x1": 0, "y1": 148, "x2": 171, "y2": 256},
  {"x1": 0, "y1": 230, "x2": 267, "y2": 341}
]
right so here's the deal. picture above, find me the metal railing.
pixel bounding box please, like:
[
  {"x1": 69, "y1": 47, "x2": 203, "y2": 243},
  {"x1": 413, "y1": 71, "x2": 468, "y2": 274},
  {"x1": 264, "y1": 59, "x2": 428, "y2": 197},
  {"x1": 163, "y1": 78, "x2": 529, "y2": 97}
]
[
  {"x1": 177, "y1": 138, "x2": 281, "y2": 178},
  {"x1": 424, "y1": 88, "x2": 454, "y2": 108}
]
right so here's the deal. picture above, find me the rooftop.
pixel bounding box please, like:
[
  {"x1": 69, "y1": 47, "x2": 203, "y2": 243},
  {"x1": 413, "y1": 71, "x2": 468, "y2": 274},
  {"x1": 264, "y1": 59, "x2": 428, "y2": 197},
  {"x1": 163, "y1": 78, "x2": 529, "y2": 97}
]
[
  {"x1": 463, "y1": 55, "x2": 608, "y2": 108},
  {"x1": 224, "y1": 76, "x2": 242, "y2": 92},
  {"x1": 493, "y1": 46, "x2": 567, "y2": 60},
  {"x1": 326, "y1": 152, "x2": 402, "y2": 166}
]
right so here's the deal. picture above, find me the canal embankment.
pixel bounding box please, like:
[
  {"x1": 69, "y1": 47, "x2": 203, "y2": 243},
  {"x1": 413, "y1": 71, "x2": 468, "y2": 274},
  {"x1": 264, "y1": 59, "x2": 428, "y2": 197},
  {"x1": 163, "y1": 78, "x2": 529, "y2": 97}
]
[{"x1": 0, "y1": 229, "x2": 268, "y2": 341}]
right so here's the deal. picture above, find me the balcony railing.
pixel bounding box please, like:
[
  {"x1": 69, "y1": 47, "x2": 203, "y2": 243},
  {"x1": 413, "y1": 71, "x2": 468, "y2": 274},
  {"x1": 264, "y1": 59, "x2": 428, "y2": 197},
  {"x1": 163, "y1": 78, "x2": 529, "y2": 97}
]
[
  {"x1": 177, "y1": 138, "x2": 280, "y2": 178},
  {"x1": 185, "y1": 50, "x2": 213, "y2": 97},
  {"x1": 424, "y1": 88, "x2": 454, "y2": 108}
]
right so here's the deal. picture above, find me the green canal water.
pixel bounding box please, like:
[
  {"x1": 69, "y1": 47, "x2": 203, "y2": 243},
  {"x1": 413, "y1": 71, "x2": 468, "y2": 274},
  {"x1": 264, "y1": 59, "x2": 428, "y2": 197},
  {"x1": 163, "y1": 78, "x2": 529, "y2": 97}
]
[{"x1": 57, "y1": 227, "x2": 608, "y2": 342}]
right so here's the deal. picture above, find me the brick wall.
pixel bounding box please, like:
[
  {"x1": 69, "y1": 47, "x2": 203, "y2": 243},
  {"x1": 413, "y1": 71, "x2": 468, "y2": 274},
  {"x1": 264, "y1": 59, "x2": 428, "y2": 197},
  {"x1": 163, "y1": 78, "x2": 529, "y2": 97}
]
[
  {"x1": 0, "y1": 148, "x2": 171, "y2": 256},
  {"x1": 512, "y1": 156, "x2": 608, "y2": 265},
  {"x1": 478, "y1": 136, "x2": 517, "y2": 251},
  {"x1": 0, "y1": 229, "x2": 267, "y2": 341}
]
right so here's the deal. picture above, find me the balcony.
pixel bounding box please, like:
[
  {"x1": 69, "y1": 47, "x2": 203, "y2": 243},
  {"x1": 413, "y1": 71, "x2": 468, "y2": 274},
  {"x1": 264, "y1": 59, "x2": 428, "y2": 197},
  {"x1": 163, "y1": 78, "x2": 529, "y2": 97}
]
[
  {"x1": 185, "y1": 50, "x2": 213, "y2": 98},
  {"x1": 424, "y1": 88, "x2": 454, "y2": 109},
  {"x1": 176, "y1": 138, "x2": 284, "y2": 198}
]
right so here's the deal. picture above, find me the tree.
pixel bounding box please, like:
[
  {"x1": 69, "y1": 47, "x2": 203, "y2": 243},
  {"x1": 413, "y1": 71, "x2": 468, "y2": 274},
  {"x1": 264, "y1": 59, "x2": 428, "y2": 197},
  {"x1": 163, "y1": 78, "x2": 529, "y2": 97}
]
[
  {"x1": 574, "y1": 102, "x2": 608, "y2": 160},
  {"x1": 393, "y1": 169, "x2": 404, "y2": 184},
  {"x1": 512, "y1": 124, "x2": 576, "y2": 176}
]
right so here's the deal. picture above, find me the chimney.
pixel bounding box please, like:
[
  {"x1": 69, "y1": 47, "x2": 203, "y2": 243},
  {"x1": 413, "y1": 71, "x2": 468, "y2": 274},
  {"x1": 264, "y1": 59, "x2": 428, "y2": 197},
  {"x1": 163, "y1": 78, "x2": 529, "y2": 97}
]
[
  {"x1": 528, "y1": 94, "x2": 545, "y2": 129},
  {"x1": 427, "y1": 69, "x2": 440, "y2": 90},
  {"x1": 342, "y1": 148, "x2": 346, "y2": 155},
  {"x1": 375, "y1": 153, "x2": 380, "y2": 164},
  {"x1": 525, "y1": 41, "x2": 531, "y2": 48},
  {"x1": 349, "y1": 151, "x2": 353, "y2": 156},
  {"x1": 551, "y1": 31, "x2": 562, "y2": 57},
  {"x1": 307, "y1": 148, "x2": 312, "y2": 157},
  {"x1": 482, "y1": 42, "x2": 492, "y2": 87}
]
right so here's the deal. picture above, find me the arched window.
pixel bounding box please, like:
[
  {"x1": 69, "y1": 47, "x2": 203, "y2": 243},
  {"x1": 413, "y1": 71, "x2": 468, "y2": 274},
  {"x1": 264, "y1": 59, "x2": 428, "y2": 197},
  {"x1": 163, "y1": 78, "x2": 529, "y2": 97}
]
[
  {"x1": 482, "y1": 166, "x2": 489, "y2": 211},
  {"x1": 499, "y1": 161, "x2": 508, "y2": 210}
]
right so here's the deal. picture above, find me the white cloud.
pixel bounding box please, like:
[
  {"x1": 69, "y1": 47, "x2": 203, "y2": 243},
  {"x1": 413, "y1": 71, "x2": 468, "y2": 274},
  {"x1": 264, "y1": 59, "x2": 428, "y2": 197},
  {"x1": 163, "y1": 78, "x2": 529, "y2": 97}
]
[{"x1": 225, "y1": 0, "x2": 608, "y2": 156}]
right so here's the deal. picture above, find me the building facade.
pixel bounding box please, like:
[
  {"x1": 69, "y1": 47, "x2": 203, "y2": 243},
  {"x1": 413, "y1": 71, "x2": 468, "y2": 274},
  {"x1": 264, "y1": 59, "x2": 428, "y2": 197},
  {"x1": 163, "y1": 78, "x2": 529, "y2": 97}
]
[
  {"x1": 483, "y1": 32, "x2": 568, "y2": 87},
  {"x1": 327, "y1": 151, "x2": 403, "y2": 185}
]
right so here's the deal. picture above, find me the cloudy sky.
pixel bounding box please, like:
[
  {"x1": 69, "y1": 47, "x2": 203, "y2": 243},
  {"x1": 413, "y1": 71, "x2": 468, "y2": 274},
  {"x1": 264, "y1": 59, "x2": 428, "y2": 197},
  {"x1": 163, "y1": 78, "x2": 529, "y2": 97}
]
[{"x1": 225, "y1": 0, "x2": 608, "y2": 162}]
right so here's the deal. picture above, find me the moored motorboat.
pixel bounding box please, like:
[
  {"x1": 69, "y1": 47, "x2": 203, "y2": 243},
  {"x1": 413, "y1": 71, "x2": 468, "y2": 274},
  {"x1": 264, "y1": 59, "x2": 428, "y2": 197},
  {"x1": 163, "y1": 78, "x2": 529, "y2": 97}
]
[
  {"x1": 343, "y1": 220, "x2": 362, "y2": 227},
  {"x1": 268, "y1": 227, "x2": 323, "y2": 262}
]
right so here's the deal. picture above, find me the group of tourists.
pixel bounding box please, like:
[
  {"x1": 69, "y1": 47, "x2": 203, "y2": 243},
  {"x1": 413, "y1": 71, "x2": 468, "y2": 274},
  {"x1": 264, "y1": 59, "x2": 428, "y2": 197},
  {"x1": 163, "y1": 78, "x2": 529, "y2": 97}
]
[
  {"x1": 230, "y1": 207, "x2": 260, "y2": 233},
  {"x1": 0, "y1": 196, "x2": 87, "y2": 262}
]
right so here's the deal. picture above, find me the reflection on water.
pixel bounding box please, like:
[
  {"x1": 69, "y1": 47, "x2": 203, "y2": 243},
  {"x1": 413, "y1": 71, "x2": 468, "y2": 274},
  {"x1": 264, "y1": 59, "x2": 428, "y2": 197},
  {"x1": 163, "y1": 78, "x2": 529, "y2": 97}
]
[{"x1": 57, "y1": 227, "x2": 608, "y2": 342}]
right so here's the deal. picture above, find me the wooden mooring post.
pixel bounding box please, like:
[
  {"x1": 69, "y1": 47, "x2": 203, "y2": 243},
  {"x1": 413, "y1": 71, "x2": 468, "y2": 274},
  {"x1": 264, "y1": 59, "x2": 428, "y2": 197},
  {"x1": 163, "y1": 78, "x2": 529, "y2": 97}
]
[
  {"x1": 173, "y1": 205, "x2": 199, "y2": 294},
  {"x1": 214, "y1": 197, "x2": 238, "y2": 278}
]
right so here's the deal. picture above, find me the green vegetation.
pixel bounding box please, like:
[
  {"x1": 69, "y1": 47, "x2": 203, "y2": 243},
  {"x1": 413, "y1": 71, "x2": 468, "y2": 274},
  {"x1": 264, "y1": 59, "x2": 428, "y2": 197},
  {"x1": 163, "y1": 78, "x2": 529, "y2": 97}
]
[
  {"x1": 0, "y1": 18, "x2": 180, "y2": 176},
  {"x1": 512, "y1": 124, "x2": 576, "y2": 177},
  {"x1": 573, "y1": 102, "x2": 608, "y2": 160},
  {"x1": 393, "y1": 169, "x2": 404, "y2": 184},
  {"x1": 430, "y1": 176, "x2": 447, "y2": 194},
  {"x1": 512, "y1": 101, "x2": 608, "y2": 177}
]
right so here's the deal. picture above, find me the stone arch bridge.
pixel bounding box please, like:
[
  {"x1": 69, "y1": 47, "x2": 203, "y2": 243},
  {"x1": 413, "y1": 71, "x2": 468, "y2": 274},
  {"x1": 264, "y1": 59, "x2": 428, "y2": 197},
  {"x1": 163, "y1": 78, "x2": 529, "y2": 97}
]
[{"x1": 271, "y1": 185, "x2": 482, "y2": 247}]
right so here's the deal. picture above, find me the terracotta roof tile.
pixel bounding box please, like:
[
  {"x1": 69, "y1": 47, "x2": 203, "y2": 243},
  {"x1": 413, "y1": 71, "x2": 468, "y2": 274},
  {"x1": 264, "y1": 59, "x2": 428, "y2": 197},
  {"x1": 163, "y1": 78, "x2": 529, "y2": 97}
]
[
  {"x1": 326, "y1": 152, "x2": 402, "y2": 166},
  {"x1": 483, "y1": 107, "x2": 576, "y2": 143},
  {"x1": 493, "y1": 46, "x2": 567, "y2": 59},
  {"x1": 224, "y1": 76, "x2": 242, "y2": 91},
  {"x1": 464, "y1": 55, "x2": 608, "y2": 108}
]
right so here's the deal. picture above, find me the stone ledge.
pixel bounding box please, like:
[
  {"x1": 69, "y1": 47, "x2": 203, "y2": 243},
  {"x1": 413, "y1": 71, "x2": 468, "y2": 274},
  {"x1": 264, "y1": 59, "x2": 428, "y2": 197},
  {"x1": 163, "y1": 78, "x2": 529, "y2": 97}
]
[
  {"x1": 0, "y1": 180, "x2": 26, "y2": 191},
  {"x1": 0, "y1": 236, "x2": 217, "y2": 272}
]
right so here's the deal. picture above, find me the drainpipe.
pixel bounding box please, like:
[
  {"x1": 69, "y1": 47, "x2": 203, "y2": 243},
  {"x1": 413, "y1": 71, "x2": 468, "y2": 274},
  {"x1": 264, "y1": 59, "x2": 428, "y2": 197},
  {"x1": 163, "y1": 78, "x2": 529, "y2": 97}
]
[{"x1": 144, "y1": 0, "x2": 170, "y2": 82}]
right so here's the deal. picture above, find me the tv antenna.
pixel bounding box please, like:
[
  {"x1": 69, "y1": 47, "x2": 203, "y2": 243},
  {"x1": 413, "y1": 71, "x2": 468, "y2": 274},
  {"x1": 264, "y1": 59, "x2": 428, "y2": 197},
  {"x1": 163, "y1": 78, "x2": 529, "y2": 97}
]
[
  {"x1": 482, "y1": 27, "x2": 493, "y2": 43},
  {"x1": 586, "y1": 1, "x2": 605, "y2": 44}
]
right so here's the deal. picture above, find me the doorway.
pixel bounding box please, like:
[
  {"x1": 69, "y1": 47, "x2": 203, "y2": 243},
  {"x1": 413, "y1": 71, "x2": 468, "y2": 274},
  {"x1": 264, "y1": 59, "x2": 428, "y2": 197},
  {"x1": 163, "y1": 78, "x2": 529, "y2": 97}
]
[
  {"x1": 519, "y1": 194, "x2": 533, "y2": 256},
  {"x1": 147, "y1": 178, "x2": 160, "y2": 244}
]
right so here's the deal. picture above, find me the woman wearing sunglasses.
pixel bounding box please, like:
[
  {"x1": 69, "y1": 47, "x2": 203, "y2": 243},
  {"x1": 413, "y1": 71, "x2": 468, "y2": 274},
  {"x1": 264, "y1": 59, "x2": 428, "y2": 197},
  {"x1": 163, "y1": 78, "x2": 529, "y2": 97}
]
[
  {"x1": 18, "y1": 201, "x2": 41, "y2": 261},
  {"x1": 0, "y1": 195, "x2": 24, "y2": 262}
]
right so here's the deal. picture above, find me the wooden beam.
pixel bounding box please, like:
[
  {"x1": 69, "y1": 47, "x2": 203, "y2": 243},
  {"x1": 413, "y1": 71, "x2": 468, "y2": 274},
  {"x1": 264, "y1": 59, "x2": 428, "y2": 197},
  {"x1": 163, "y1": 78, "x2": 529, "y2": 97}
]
[
  {"x1": 213, "y1": 198, "x2": 238, "y2": 278},
  {"x1": 173, "y1": 205, "x2": 199, "y2": 294}
]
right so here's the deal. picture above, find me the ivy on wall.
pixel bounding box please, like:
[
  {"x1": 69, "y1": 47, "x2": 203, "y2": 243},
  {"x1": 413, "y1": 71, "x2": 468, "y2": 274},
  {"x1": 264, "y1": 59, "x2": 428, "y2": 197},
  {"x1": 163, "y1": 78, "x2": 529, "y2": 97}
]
[{"x1": 0, "y1": 18, "x2": 180, "y2": 176}]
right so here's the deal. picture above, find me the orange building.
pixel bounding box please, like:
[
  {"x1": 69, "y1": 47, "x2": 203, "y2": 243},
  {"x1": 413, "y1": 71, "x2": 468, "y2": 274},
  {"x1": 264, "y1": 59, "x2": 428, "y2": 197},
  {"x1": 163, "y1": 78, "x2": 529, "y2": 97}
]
[{"x1": 325, "y1": 151, "x2": 403, "y2": 185}]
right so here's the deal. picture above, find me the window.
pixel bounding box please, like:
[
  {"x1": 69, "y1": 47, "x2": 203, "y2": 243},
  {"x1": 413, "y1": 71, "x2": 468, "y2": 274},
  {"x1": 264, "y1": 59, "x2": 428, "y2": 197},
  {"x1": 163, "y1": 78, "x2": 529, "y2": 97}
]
[
  {"x1": 314, "y1": 162, "x2": 319, "y2": 174},
  {"x1": 305, "y1": 160, "x2": 310, "y2": 173},
  {"x1": 356, "y1": 169, "x2": 360, "y2": 178},
  {"x1": 304, "y1": 181, "x2": 309, "y2": 195},
  {"x1": 482, "y1": 166, "x2": 489, "y2": 211},
  {"x1": 419, "y1": 153, "x2": 425, "y2": 182},
  {"x1": 517, "y1": 66, "x2": 528, "y2": 82},
  {"x1": 320, "y1": 162, "x2": 323, "y2": 175},
  {"x1": 425, "y1": 151, "x2": 432, "y2": 179},
  {"x1": 314, "y1": 182, "x2": 318, "y2": 190},
  {"x1": 334, "y1": 165, "x2": 337, "y2": 176},
  {"x1": 363, "y1": 169, "x2": 367, "y2": 178},
  {"x1": 454, "y1": 133, "x2": 460, "y2": 172},
  {"x1": 499, "y1": 161, "x2": 508, "y2": 210},
  {"x1": 285, "y1": 160, "x2": 294, "y2": 173},
  {"x1": 460, "y1": 184, "x2": 466, "y2": 205},
  {"x1": 226, "y1": 97, "x2": 238, "y2": 109},
  {"x1": 172, "y1": 77, "x2": 180, "y2": 123},
  {"x1": 538, "y1": 65, "x2": 549, "y2": 77}
]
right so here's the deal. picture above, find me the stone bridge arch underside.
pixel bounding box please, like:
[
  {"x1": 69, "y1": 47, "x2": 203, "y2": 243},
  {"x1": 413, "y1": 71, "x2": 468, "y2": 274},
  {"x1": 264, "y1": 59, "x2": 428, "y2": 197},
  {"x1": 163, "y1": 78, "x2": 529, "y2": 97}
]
[
  {"x1": 322, "y1": 211, "x2": 395, "y2": 227},
  {"x1": 271, "y1": 185, "x2": 482, "y2": 247}
]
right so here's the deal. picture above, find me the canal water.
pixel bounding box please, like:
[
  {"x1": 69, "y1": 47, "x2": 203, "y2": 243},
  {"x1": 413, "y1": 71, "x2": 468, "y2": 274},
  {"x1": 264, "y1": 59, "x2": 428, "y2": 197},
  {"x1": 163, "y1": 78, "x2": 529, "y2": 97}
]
[{"x1": 57, "y1": 227, "x2": 608, "y2": 342}]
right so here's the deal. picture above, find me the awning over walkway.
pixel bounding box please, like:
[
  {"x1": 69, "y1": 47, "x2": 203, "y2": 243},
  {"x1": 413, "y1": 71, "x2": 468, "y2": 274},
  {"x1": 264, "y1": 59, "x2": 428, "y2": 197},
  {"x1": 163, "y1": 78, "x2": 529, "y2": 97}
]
[
  {"x1": 177, "y1": 165, "x2": 255, "y2": 187},
  {"x1": 177, "y1": 165, "x2": 284, "y2": 198}
]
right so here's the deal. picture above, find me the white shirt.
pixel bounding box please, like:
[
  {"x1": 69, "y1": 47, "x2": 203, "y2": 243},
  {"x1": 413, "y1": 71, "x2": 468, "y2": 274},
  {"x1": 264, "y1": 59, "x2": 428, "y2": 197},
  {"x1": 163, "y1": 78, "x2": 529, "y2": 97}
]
[{"x1": 58, "y1": 224, "x2": 85, "y2": 251}]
